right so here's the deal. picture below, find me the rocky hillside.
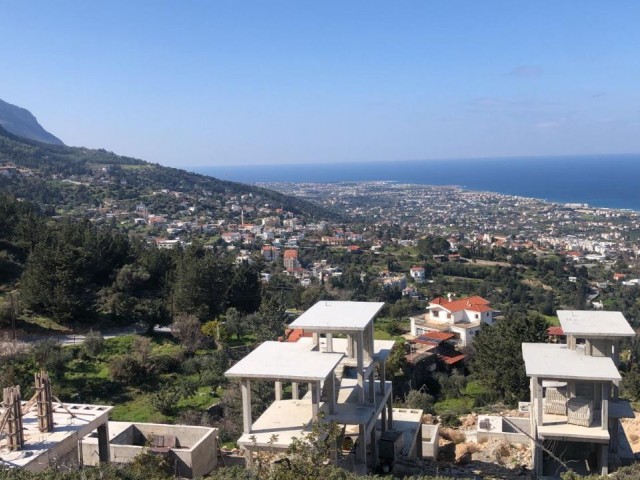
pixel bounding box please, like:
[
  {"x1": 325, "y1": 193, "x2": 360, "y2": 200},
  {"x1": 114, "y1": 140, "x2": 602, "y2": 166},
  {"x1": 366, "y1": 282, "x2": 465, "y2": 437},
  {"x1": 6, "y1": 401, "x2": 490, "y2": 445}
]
[{"x1": 0, "y1": 98, "x2": 64, "y2": 145}]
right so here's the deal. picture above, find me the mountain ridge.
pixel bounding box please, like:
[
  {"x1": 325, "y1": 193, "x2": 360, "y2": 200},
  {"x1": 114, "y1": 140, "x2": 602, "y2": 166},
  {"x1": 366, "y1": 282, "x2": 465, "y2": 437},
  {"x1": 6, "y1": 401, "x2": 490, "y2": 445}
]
[{"x1": 0, "y1": 98, "x2": 64, "y2": 145}]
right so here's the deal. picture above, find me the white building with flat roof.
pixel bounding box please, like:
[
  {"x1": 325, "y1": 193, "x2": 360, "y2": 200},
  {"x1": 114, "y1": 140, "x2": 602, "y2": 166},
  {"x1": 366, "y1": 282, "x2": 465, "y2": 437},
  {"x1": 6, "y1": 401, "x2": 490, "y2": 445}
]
[
  {"x1": 523, "y1": 310, "x2": 635, "y2": 477},
  {"x1": 225, "y1": 301, "x2": 423, "y2": 473}
]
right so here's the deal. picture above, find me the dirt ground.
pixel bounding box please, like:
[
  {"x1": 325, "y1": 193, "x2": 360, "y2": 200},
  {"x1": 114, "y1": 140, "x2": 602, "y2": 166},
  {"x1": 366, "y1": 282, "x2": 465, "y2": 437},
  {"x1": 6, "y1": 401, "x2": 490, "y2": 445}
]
[{"x1": 621, "y1": 411, "x2": 640, "y2": 454}]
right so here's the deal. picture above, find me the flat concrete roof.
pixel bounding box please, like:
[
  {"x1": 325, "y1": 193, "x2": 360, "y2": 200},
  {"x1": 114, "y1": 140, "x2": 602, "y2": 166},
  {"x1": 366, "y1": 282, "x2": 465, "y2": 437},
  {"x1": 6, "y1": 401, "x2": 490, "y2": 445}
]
[
  {"x1": 558, "y1": 310, "x2": 634, "y2": 337},
  {"x1": 225, "y1": 341, "x2": 344, "y2": 381},
  {"x1": 0, "y1": 402, "x2": 112, "y2": 470},
  {"x1": 522, "y1": 343, "x2": 621, "y2": 382},
  {"x1": 289, "y1": 301, "x2": 385, "y2": 332}
]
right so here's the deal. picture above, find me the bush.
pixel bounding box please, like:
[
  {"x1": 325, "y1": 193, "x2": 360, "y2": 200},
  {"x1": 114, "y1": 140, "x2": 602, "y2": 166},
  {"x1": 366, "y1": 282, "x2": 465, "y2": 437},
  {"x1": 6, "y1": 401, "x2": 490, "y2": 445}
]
[
  {"x1": 31, "y1": 339, "x2": 70, "y2": 378},
  {"x1": 404, "y1": 388, "x2": 435, "y2": 413},
  {"x1": 439, "y1": 411, "x2": 462, "y2": 428},
  {"x1": 109, "y1": 354, "x2": 142, "y2": 384},
  {"x1": 82, "y1": 330, "x2": 105, "y2": 357}
]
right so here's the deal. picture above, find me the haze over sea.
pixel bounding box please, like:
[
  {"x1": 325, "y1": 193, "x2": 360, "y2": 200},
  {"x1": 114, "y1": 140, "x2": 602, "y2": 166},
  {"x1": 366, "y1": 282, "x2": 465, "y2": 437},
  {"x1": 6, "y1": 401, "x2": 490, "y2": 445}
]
[{"x1": 195, "y1": 154, "x2": 640, "y2": 212}]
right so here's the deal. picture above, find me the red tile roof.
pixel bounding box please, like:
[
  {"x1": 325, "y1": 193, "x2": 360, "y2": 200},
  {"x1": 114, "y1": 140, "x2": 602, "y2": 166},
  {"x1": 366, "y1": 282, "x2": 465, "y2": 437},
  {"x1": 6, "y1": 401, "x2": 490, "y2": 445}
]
[
  {"x1": 283, "y1": 249, "x2": 298, "y2": 258},
  {"x1": 439, "y1": 352, "x2": 466, "y2": 365},
  {"x1": 547, "y1": 326, "x2": 565, "y2": 336},
  {"x1": 429, "y1": 295, "x2": 492, "y2": 313}
]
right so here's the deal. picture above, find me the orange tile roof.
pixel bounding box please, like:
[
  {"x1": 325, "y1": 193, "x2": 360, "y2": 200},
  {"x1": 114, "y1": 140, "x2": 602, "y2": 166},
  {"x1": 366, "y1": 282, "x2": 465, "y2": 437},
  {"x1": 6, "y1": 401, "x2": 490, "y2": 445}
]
[
  {"x1": 547, "y1": 326, "x2": 565, "y2": 336},
  {"x1": 283, "y1": 249, "x2": 298, "y2": 258},
  {"x1": 440, "y1": 352, "x2": 466, "y2": 365},
  {"x1": 429, "y1": 295, "x2": 491, "y2": 313},
  {"x1": 416, "y1": 332, "x2": 456, "y2": 343}
]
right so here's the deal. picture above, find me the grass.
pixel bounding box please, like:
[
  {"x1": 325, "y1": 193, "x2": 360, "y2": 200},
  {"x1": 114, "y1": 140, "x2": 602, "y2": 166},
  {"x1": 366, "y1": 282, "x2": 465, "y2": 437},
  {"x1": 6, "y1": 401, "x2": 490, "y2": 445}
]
[
  {"x1": 544, "y1": 314, "x2": 560, "y2": 326},
  {"x1": 58, "y1": 334, "x2": 222, "y2": 424},
  {"x1": 434, "y1": 397, "x2": 474, "y2": 416}
]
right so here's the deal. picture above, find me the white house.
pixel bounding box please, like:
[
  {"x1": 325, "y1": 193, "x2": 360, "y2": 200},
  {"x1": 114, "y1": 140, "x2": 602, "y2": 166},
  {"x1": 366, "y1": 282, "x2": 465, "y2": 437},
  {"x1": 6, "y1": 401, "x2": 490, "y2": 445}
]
[
  {"x1": 409, "y1": 266, "x2": 426, "y2": 282},
  {"x1": 410, "y1": 295, "x2": 494, "y2": 347}
]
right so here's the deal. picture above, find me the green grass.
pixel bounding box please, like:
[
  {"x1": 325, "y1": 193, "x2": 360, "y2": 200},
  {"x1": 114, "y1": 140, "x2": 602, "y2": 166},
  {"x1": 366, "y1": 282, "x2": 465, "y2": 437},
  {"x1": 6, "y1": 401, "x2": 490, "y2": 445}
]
[
  {"x1": 19, "y1": 314, "x2": 69, "y2": 332},
  {"x1": 544, "y1": 314, "x2": 560, "y2": 326},
  {"x1": 433, "y1": 397, "x2": 474, "y2": 416}
]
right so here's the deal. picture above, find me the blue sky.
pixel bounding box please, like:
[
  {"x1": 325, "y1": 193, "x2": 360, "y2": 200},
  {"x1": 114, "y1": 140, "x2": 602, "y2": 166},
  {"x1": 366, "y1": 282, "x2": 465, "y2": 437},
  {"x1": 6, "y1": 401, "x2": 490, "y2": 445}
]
[{"x1": 1, "y1": 1, "x2": 639, "y2": 166}]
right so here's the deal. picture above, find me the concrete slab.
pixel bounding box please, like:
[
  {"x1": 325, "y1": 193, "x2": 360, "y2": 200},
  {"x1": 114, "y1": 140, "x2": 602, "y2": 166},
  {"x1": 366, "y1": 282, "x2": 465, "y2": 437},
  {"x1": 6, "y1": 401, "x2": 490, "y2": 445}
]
[
  {"x1": 225, "y1": 341, "x2": 344, "y2": 381},
  {"x1": 0, "y1": 403, "x2": 112, "y2": 471},
  {"x1": 558, "y1": 310, "x2": 634, "y2": 337},
  {"x1": 237, "y1": 399, "x2": 317, "y2": 449},
  {"x1": 522, "y1": 343, "x2": 621, "y2": 382},
  {"x1": 289, "y1": 301, "x2": 385, "y2": 332},
  {"x1": 538, "y1": 413, "x2": 609, "y2": 443}
]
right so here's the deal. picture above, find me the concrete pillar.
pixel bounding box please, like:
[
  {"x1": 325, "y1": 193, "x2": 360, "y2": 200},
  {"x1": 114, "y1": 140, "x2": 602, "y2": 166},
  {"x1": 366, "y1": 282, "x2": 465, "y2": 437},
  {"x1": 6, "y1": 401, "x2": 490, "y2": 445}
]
[
  {"x1": 534, "y1": 444, "x2": 543, "y2": 477},
  {"x1": 347, "y1": 334, "x2": 353, "y2": 358},
  {"x1": 326, "y1": 333, "x2": 333, "y2": 352},
  {"x1": 368, "y1": 370, "x2": 375, "y2": 404},
  {"x1": 292, "y1": 382, "x2": 299, "y2": 400},
  {"x1": 379, "y1": 363, "x2": 386, "y2": 395},
  {"x1": 327, "y1": 374, "x2": 336, "y2": 414},
  {"x1": 369, "y1": 426, "x2": 377, "y2": 468},
  {"x1": 275, "y1": 381, "x2": 283, "y2": 401},
  {"x1": 387, "y1": 396, "x2": 394, "y2": 430},
  {"x1": 357, "y1": 331, "x2": 365, "y2": 405},
  {"x1": 311, "y1": 381, "x2": 320, "y2": 420},
  {"x1": 601, "y1": 383, "x2": 610, "y2": 430},
  {"x1": 357, "y1": 424, "x2": 367, "y2": 466},
  {"x1": 600, "y1": 444, "x2": 609, "y2": 475},
  {"x1": 312, "y1": 332, "x2": 320, "y2": 351},
  {"x1": 381, "y1": 406, "x2": 387, "y2": 432},
  {"x1": 97, "y1": 423, "x2": 110, "y2": 463},
  {"x1": 241, "y1": 379, "x2": 252, "y2": 434},
  {"x1": 245, "y1": 449, "x2": 254, "y2": 468},
  {"x1": 535, "y1": 377, "x2": 543, "y2": 427}
]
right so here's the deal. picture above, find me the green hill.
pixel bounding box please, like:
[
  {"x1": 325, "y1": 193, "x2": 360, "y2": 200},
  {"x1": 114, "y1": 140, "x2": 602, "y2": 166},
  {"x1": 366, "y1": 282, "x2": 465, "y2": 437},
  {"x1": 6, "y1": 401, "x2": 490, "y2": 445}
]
[{"x1": 0, "y1": 125, "x2": 340, "y2": 220}]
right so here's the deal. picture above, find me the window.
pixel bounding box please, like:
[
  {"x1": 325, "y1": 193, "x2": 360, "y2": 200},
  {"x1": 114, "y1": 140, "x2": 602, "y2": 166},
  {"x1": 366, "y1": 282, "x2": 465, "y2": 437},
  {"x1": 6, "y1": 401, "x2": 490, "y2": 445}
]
[
  {"x1": 475, "y1": 314, "x2": 479, "y2": 319},
  {"x1": 447, "y1": 313, "x2": 452, "y2": 319},
  {"x1": 432, "y1": 310, "x2": 439, "y2": 318}
]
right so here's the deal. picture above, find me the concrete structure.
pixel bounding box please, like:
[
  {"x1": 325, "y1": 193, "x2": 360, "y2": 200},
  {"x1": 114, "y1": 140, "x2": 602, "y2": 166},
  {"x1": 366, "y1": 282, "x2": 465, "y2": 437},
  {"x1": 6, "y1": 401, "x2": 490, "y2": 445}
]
[
  {"x1": 410, "y1": 295, "x2": 494, "y2": 347},
  {"x1": 0, "y1": 402, "x2": 112, "y2": 471},
  {"x1": 476, "y1": 415, "x2": 530, "y2": 444},
  {"x1": 82, "y1": 422, "x2": 217, "y2": 479},
  {"x1": 522, "y1": 310, "x2": 635, "y2": 477},
  {"x1": 225, "y1": 301, "x2": 422, "y2": 473},
  {"x1": 409, "y1": 266, "x2": 425, "y2": 282}
]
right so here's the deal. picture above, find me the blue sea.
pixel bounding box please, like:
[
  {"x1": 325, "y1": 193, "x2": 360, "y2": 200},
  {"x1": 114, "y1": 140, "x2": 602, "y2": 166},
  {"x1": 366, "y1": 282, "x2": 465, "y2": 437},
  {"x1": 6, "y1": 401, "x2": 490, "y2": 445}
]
[{"x1": 193, "y1": 154, "x2": 640, "y2": 211}]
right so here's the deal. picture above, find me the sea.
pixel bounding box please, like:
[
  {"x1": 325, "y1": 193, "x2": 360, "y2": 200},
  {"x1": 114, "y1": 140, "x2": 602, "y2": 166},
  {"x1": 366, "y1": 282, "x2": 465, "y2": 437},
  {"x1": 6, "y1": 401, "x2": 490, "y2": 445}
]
[{"x1": 193, "y1": 154, "x2": 640, "y2": 211}]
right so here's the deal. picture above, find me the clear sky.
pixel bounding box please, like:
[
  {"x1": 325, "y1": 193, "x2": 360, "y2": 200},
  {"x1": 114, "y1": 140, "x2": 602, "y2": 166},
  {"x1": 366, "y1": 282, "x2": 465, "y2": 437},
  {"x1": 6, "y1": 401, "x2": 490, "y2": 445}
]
[{"x1": 1, "y1": 1, "x2": 639, "y2": 166}]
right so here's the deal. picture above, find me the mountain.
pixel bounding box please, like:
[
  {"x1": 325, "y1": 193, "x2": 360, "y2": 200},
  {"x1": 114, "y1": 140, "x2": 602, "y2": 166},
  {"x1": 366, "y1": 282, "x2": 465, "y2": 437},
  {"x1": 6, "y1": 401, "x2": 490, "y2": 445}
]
[
  {"x1": 0, "y1": 125, "x2": 341, "y2": 221},
  {"x1": 0, "y1": 98, "x2": 64, "y2": 145}
]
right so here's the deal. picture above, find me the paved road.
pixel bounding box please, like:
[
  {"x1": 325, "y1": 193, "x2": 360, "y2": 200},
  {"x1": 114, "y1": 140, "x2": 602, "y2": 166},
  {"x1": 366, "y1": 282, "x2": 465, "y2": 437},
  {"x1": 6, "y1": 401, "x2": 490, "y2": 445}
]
[{"x1": 19, "y1": 324, "x2": 148, "y2": 345}]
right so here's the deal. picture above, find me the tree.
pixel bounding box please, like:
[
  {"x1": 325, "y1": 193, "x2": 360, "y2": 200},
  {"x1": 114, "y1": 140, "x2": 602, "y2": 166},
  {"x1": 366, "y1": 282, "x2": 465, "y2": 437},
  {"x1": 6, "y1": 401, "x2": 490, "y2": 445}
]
[
  {"x1": 252, "y1": 296, "x2": 287, "y2": 342},
  {"x1": 227, "y1": 261, "x2": 262, "y2": 314},
  {"x1": 471, "y1": 312, "x2": 548, "y2": 404},
  {"x1": 171, "y1": 313, "x2": 205, "y2": 354}
]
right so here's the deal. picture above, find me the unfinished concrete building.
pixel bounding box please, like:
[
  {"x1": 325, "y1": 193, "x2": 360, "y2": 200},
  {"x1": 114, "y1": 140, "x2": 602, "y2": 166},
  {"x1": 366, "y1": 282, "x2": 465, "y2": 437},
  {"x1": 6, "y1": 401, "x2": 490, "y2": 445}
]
[
  {"x1": 82, "y1": 421, "x2": 218, "y2": 478},
  {"x1": 522, "y1": 310, "x2": 635, "y2": 477},
  {"x1": 225, "y1": 301, "x2": 425, "y2": 474}
]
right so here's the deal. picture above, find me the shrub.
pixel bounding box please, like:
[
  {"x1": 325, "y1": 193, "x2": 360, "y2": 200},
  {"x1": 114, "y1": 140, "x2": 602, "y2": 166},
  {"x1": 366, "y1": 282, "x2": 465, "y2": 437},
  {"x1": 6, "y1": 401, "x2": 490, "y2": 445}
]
[{"x1": 82, "y1": 330, "x2": 105, "y2": 357}]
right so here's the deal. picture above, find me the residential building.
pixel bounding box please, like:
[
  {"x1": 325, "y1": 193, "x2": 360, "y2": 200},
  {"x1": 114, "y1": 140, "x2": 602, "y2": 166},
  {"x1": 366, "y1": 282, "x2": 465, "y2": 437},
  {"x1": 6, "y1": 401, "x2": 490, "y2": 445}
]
[
  {"x1": 409, "y1": 295, "x2": 494, "y2": 347},
  {"x1": 522, "y1": 310, "x2": 635, "y2": 476},
  {"x1": 283, "y1": 249, "x2": 300, "y2": 270},
  {"x1": 409, "y1": 266, "x2": 425, "y2": 282},
  {"x1": 225, "y1": 301, "x2": 427, "y2": 473},
  {"x1": 261, "y1": 245, "x2": 280, "y2": 262}
]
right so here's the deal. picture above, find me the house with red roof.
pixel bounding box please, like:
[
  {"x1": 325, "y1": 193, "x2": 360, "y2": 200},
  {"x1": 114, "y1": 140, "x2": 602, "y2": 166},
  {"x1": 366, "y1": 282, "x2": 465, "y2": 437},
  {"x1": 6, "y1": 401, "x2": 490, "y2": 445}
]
[{"x1": 409, "y1": 294, "x2": 495, "y2": 347}]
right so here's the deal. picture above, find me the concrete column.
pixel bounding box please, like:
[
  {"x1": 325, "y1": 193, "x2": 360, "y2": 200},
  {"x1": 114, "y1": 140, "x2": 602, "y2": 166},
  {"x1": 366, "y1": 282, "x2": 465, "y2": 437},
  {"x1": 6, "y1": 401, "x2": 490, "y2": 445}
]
[
  {"x1": 369, "y1": 426, "x2": 377, "y2": 468},
  {"x1": 312, "y1": 332, "x2": 320, "y2": 351},
  {"x1": 601, "y1": 383, "x2": 610, "y2": 430},
  {"x1": 245, "y1": 449, "x2": 254, "y2": 468},
  {"x1": 534, "y1": 444, "x2": 543, "y2": 477},
  {"x1": 357, "y1": 424, "x2": 367, "y2": 466},
  {"x1": 327, "y1": 373, "x2": 336, "y2": 414},
  {"x1": 241, "y1": 379, "x2": 252, "y2": 434},
  {"x1": 368, "y1": 370, "x2": 375, "y2": 404},
  {"x1": 97, "y1": 423, "x2": 110, "y2": 463},
  {"x1": 275, "y1": 381, "x2": 283, "y2": 401},
  {"x1": 347, "y1": 334, "x2": 354, "y2": 358},
  {"x1": 357, "y1": 331, "x2": 365, "y2": 405},
  {"x1": 379, "y1": 363, "x2": 386, "y2": 395},
  {"x1": 381, "y1": 406, "x2": 387, "y2": 432},
  {"x1": 311, "y1": 381, "x2": 320, "y2": 420},
  {"x1": 600, "y1": 444, "x2": 609, "y2": 475},
  {"x1": 292, "y1": 382, "x2": 299, "y2": 400},
  {"x1": 326, "y1": 333, "x2": 333, "y2": 352},
  {"x1": 387, "y1": 396, "x2": 393, "y2": 430},
  {"x1": 535, "y1": 377, "x2": 543, "y2": 427}
]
